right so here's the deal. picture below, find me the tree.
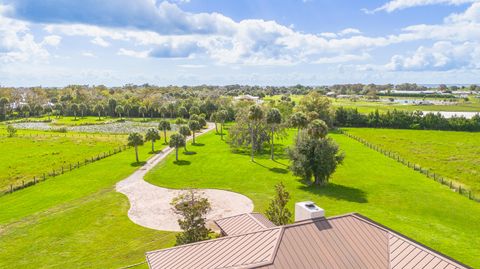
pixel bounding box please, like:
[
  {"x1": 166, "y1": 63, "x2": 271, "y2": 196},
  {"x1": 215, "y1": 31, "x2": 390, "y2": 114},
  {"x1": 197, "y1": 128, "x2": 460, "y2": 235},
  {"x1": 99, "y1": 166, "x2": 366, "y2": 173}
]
[
  {"x1": 159, "y1": 120, "x2": 171, "y2": 144},
  {"x1": 145, "y1": 128, "x2": 161, "y2": 153},
  {"x1": 0, "y1": 97, "x2": 8, "y2": 120},
  {"x1": 115, "y1": 105, "x2": 124, "y2": 119},
  {"x1": 178, "y1": 125, "x2": 191, "y2": 152},
  {"x1": 159, "y1": 105, "x2": 168, "y2": 118},
  {"x1": 297, "y1": 92, "x2": 334, "y2": 126},
  {"x1": 289, "y1": 112, "x2": 308, "y2": 135},
  {"x1": 210, "y1": 112, "x2": 219, "y2": 133},
  {"x1": 139, "y1": 106, "x2": 147, "y2": 121},
  {"x1": 70, "y1": 103, "x2": 79, "y2": 120},
  {"x1": 189, "y1": 106, "x2": 200, "y2": 116},
  {"x1": 6, "y1": 125, "x2": 16, "y2": 137},
  {"x1": 265, "y1": 182, "x2": 292, "y2": 225},
  {"x1": 44, "y1": 106, "x2": 53, "y2": 120},
  {"x1": 167, "y1": 103, "x2": 176, "y2": 118},
  {"x1": 33, "y1": 104, "x2": 43, "y2": 117},
  {"x1": 267, "y1": 108, "x2": 282, "y2": 160},
  {"x1": 79, "y1": 103, "x2": 88, "y2": 118},
  {"x1": 54, "y1": 103, "x2": 63, "y2": 118},
  {"x1": 21, "y1": 104, "x2": 31, "y2": 118},
  {"x1": 178, "y1": 106, "x2": 188, "y2": 119},
  {"x1": 248, "y1": 105, "x2": 264, "y2": 161},
  {"x1": 171, "y1": 190, "x2": 211, "y2": 245},
  {"x1": 288, "y1": 122, "x2": 344, "y2": 185},
  {"x1": 188, "y1": 120, "x2": 201, "y2": 145},
  {"x1": 217, "y1": 109, "x2": 228, "y2": 140},
  {"x1": 127, "y1": 132, "x2": 144, "y2": 163},
  {"x1": 94, "y1": 104, "x2": 104, "y2": 120},
  {"x1": 124, "y1": 104, "x2": 131, "y2": 118},
  {"x1": 169, "y1": 133, "x2": 186, "y2": 161},
  {"x1": 108, "y1": 98, "x2": 117, "y2": 117}
]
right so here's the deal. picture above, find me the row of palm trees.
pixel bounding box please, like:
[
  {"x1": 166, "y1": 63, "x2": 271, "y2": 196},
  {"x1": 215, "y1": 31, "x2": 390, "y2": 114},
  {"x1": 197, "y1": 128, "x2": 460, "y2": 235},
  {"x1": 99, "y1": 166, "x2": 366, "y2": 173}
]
[{"x1": 127, "y1": 117, "x2": 209, "y2": 163}]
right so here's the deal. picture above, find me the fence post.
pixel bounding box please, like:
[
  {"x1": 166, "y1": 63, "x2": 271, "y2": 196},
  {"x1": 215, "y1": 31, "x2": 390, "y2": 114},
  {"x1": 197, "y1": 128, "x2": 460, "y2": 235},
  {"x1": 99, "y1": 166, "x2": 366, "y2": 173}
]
[
  {"x1": 43, "y1": 173, "x2": 46, "y2": 181},
  {"x1": 10, "y1": 184, "x2": 13, "y2": 193},
  {"x1": 34, "y1": 176, "x2": 36, "y2": 184}
]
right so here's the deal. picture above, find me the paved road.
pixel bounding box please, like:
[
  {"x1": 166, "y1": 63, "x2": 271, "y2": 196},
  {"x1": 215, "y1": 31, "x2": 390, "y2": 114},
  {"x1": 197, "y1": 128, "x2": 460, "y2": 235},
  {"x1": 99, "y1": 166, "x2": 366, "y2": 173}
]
[{"x1": 116, "y1": 123, "x2": 254, "y2": 231}]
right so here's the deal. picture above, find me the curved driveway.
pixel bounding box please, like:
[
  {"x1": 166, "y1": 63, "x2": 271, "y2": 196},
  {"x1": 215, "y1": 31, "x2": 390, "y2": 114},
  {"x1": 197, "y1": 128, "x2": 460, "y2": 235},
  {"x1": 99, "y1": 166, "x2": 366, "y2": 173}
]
[{"x1": 116, "y1": 123, "x2": 254, "y2": 231}]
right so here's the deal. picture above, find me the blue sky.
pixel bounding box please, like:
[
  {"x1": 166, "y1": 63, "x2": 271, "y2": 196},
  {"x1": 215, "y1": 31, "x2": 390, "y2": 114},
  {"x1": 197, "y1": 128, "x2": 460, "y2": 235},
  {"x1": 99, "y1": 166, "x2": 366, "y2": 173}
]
[{"x1": 0, "y1": 0, "x2": 479, "y2": 86}]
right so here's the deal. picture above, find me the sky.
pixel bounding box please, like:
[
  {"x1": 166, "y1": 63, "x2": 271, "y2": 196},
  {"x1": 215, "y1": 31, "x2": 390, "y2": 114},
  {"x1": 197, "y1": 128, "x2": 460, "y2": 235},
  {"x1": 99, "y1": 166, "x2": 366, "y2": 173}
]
[{"x1": 0, "y1": 0, "x2": 480, "y2": 87}]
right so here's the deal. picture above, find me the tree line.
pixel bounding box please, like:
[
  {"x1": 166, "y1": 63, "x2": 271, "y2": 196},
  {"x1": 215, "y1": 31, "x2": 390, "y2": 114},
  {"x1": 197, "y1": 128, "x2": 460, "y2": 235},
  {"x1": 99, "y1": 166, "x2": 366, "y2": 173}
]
[{"x1": 334, "y1": 107, "x2": 480, "y2": 131}]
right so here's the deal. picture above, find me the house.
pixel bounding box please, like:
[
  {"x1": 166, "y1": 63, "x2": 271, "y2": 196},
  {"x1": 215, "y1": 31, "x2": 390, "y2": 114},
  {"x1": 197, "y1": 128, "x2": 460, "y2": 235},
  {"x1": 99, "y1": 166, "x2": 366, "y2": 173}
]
[
  {"x1": 233, "y1": 94, "x2": 263, "y2": 104},
  {"x1": 145, "y1": 202, "x2": 470, "y2": 269}
]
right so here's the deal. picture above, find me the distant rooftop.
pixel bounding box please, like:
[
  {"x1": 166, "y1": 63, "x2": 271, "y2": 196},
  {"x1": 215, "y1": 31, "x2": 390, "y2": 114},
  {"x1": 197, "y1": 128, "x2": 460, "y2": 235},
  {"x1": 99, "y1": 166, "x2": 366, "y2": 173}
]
[{"x1": 146, "y1": 213, "x2": 470, "y2": 269}]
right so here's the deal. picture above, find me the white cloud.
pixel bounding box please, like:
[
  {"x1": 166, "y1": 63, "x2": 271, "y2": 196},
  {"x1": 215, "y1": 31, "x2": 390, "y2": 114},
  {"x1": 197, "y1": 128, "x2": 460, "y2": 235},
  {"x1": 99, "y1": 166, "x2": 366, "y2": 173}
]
[
  {"x1": 366, "y1": 0, "x2": 477, "y2": 13},
  {"x1": 91, "y1": 36, "x2": 110, "y2": 47},
  {"x1": 117, "y1": 48, "x2": 150, "y2": 58},
  {"x1": 41, "y1": 35, "x2": 61, "y2": 46},
  {"x1": 82, "y1": 51, "x2": 96, "y2": 57},
  {"x1": 386, "y1": 41, "x2": 480, "y2": 71},
  {"x1": 338, "y1": 28, "x2": 362, "y2": 36}
]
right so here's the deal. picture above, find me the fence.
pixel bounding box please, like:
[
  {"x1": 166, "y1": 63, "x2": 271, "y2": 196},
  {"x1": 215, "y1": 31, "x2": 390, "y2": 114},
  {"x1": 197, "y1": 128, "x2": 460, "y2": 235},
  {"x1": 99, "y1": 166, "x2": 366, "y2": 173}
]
[
  {"x1": 0, "y1": 132, "x2": 126, "y2": 139},
  {"x1": 339, "y1": 129, "x2": 479, "y2": 202},
  {"x1": 1, "y1": 144, "x2": 131, "y2": 196}
]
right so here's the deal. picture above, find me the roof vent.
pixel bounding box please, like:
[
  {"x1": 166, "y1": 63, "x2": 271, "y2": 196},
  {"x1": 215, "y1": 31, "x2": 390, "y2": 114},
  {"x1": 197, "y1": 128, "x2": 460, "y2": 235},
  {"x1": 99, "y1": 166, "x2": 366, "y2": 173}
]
[{"x1": 295, "y1": 201, "x2": 325, "y2": 222}]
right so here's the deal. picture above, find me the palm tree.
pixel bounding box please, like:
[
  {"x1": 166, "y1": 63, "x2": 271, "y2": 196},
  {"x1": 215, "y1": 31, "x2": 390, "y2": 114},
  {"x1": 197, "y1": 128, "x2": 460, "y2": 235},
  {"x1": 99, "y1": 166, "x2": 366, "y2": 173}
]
[
  {"x1": 94, "y1": 104, "x2": 104, "y2": 120},
  {"x1": 139, "y1": 106, "x2": 147, "y2": 121},
  {"x1": 44, "y1": 106, "x2": 53, "y2": 120},
  {"x1": 124, "y1": 104, "x2": 131, "y2": 118},
  {"x1": 178, "y1": 125, "x2": 191, "y2": 152},
  {"x1": 267, "y1": 108, "x2": 282, "y2": 160},
  {"x1": 145, "y1": 128, "x2": 161, "y2": 153},
  {"x1": 307, "y1": 119, "x2": 328, "y2": 139},
  {"x1": 128, "y1": 132, "x2": 144, "y2": 163},
  {"x1": 290, "y1": 112, "x2": 308, "y2": 135},
  {"x1": 217, "y1": 109, "x2": 228, "y2": 140},
  {"x1": 248, "y1": 105, "x2": 264, "y2": 161},
  {"x1": 0, "y1": 97, "x2": 8, "y2": 120},
  {"x1": 178, "y1": 106, "x2": 188, "y2": 119},
  {"x1": 188, "y1": 120, "x2": 201, "y2": 145},
  {"x1": 169, "y1": 133, "x2": 186, "y2": 162},
  {"x1": 115, "y1": 105, "x2": 124, "y2": 119},
  {"x1": 189, "y1": 106, "x2": 200, "y2": 116},
  {"x1": 79, "y1": 103, "x2": 88, "y2": 118},
  {"x1": 210, "y1": 112, "x2": 218, "y2": 133},
  {"x1": 70, "y1": 103, "x2": 79, "y2": 120},
  {"x1": 159, "y1": 120, "x2": 171, "y2": 144}
]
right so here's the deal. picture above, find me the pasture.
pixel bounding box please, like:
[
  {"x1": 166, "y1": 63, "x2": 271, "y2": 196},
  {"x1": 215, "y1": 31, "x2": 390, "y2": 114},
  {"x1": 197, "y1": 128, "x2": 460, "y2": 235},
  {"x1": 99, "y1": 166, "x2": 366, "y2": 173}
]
[
  {"x1": 0, "y1": 131, "x2": 125, "y2": 192},
  {"x1": 145, "y1": 129, "x2": 480, "y2": 268},
  {"x1": 343, "y1": 128, "x2": 480, "y2": 194},
  {"x1": 0, "y1": 141, "x2": 175, "y2": 269}
]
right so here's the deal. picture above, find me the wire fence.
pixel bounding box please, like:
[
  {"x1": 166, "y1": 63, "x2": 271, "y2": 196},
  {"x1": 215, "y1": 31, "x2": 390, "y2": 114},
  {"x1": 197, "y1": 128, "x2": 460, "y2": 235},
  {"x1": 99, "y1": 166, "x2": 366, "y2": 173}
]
[
  {"x1": 339, "y1": 129, "x2": 479, "y2": 203},
  {"x1": 1, "y1": 144, "x2": 131, "y2": 196}
]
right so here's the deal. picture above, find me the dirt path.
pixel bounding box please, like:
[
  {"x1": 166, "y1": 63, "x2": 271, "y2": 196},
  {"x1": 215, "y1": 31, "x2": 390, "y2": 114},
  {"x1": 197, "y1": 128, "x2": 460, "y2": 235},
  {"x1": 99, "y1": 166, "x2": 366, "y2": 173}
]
[{"x1": 116, "y1": 123, "x2": 254, "y2": 231}]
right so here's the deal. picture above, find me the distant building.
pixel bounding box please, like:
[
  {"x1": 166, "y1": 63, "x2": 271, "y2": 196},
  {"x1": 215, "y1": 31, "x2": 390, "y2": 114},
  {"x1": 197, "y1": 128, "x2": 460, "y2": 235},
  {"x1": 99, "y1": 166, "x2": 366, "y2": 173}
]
[
  {"x1": 145, "y1": 202, "x2": 469, "y2": 269},
  {"x1": 233, "y1": 94, "x2": 263, "y2": 104}
]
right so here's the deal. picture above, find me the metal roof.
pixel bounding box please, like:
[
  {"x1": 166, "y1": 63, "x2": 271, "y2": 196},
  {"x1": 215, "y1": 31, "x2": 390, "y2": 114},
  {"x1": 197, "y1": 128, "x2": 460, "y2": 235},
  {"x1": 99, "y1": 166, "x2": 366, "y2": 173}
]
[
  {"x1": 214, "y1": 212, "x2": 276, "y2": 236},
  {"x1": 146, "y1": 213, "x2": 470, "y2": 269}
]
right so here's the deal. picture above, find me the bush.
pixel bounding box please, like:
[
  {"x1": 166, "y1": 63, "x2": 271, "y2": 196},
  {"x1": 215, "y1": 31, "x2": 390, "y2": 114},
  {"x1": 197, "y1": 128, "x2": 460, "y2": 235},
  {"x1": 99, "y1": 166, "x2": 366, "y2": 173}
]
[
  {"x1": 6, "y1": 125, "x2": 17, "y2": 137},
  {"x1": 52, "y1": 127, "x2": 68, "y2": 133}
]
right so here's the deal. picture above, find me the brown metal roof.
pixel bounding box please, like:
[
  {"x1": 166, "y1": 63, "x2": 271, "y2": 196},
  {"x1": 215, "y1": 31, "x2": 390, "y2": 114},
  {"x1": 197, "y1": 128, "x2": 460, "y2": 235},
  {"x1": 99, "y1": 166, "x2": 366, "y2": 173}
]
[
  {"x1": 146, "y1": 213, "x2": 470, "y2": 269},
  {"x1": 146, "y1": 227, "x2": 283, "y2": 269},
  {"x1": 214, "y1": 212, "x2": 275, "y2": 236}
]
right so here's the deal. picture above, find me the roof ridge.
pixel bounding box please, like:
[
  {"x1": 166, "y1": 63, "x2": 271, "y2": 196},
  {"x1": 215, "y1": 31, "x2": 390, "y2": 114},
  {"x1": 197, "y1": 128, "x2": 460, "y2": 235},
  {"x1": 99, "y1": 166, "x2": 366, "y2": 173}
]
[{"x1": 247, "y1": 213, "x2": 271, "y2": 229}]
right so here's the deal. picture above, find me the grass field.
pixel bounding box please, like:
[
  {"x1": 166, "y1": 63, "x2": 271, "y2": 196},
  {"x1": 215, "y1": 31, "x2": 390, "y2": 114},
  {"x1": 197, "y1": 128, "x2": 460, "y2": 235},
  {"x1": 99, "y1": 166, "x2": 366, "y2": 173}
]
[
  {"x1": 0, "y1": 141, "x2": 176, "y2": 269},
  {"x1": 264, "y1": 94, "x2": 480, "y2": 113},
  {"x1": 343, "y1": 128, "x2": 480, "y2": 194},
  {"x1": 145, "y1": 129, "x2": 480, "y2": 267},
  {"x1": 4, "y1": 116, "x2": 180, "y2": 126},
  {"x1": 0, "y1": 132, "x2": 126, "y2": 191}
]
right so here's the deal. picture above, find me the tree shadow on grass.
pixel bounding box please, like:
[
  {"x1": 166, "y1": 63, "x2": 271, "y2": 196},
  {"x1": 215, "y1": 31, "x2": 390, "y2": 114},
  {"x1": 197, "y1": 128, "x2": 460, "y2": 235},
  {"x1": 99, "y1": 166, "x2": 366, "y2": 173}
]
[
  {"x1": 269, "y1": 167, "x2": 289, "y2": 174},
  {"x1": 173, "y1": 160, "x2": 191, "y2": 166},
  {"x1": 192, "y1": 143, "x2": 205, "y2": 147},
  {"x1": 298, "y1": 183, "x2": 368, "y2": 203},
  {"x1": 231, "y1": 144, "x2": 288, "y2": 160},
  {"x1": 183, "y1": 151, "x2": 197, "y2": 155},
  {"x1": 130, "y1": 161, "x2": 147, "y2": 167}
]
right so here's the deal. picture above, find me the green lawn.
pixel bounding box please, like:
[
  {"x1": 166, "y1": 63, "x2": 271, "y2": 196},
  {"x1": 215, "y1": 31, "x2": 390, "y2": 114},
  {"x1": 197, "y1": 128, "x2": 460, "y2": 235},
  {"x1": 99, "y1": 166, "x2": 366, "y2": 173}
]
[
  {"x1": 145, "y1": 129, "x2": 480, "y2": 267},
  {"x1": 0, "y1": 141, "x2": 176, "y2": 269},
  {"x1": 344, "y1": 128, "x2": 480, "y2": 195},
  {"x1": 4, "y1": 116, "x2": 180, "y2": 126},
  {"x1": 0, "y1": 133, "x2": 126, "y2": 192}
]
